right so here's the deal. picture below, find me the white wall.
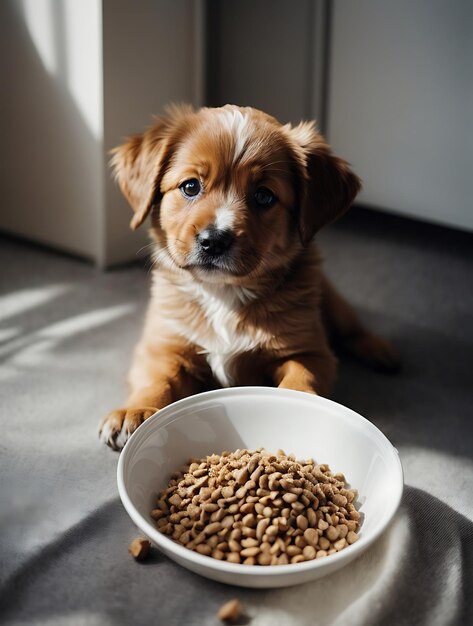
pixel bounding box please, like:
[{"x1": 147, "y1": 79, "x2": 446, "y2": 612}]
[
  {"x1": 102, "y1": 0, "x2": 201, "y2": 267},
  {"x1": 3, "y1": 0, "x2": 470, "y2": 266},
  {"x1": 207, "y1": 0, "x2": 327, "y2": 125},
  {"x1": 0, "y1": 0, "x2": 203, "y2": 266},
  {"x1": 0, "y1": 0, "x2": 104, "y2": 260},
  {"x1": 327, "y1": 0, "x2": 473, "y2": 231}
]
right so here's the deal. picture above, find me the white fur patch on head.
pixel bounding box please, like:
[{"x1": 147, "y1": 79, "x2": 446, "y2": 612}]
[
  {"x1": 218, "y1": 108, "x2": 250, "y2": 164},
  {"x1": 231, "y1": 110, "x2": 249, "y2": 163}
]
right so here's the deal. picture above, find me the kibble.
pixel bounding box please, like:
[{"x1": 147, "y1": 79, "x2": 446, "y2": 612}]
[
  {"x1": 303, "y1": 528, "x2": 319, "y2": 547},
  {"x1": 302, "y1": 545, "x2": 317, "y2": 560},
  {"x1": 347, "y1": 530, "x2": 359, "y2": 545},
  {"x1": 218, "y1": 598, "x2": 242, "y2": 623},
  {"x1": 151, "y1": 448, "x2": 361, "y2": 566},
  {"x1": 128, "y1": 537, "x2": 151, "y2": 561}
]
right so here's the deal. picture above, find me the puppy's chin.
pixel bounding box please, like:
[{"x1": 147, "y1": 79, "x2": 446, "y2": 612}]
[
  {"x1": 188, "y1": 265, "x2": 237, "y2": 284},
  {"x1": 185, "y1": 258, "x2": 256, "y2": 285}
]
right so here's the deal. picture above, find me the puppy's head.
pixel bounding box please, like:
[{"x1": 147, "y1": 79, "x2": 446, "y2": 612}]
[{"x1": 111, "y1": 104, "x2": 361, "y2": 284}]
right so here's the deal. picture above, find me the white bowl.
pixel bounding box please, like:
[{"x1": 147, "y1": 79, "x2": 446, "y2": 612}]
[{"x1": 117, "y1": 387, "x2": 403, "y2": 588}]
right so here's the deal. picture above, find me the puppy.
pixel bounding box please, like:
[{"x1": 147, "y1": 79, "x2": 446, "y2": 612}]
[{"x1": 99, "y1": 104, "x2": 399, "y2": 450}]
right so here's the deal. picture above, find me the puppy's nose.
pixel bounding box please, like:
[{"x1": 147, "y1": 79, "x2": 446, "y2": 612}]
[{"x1": 197, "y1": 227, "x2": 234, "y2": 257}]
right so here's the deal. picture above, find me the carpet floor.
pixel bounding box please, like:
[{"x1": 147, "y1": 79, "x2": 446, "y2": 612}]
[{"x1": 1, "y1": 207, "x2": 472, "y2": 625}]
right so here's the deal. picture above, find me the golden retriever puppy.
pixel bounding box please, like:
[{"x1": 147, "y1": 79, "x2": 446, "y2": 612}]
[{"x1": 99, "y1": 105, "x2": 399, "y2": 449}]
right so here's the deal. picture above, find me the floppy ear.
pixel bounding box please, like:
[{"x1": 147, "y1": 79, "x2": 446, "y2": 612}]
[
  {"x1": 285, "y1": 121, "x2": 362, "y2": 245},
  {"x1": 110, "y1": 115, "x2": 178, "y2": 230}
]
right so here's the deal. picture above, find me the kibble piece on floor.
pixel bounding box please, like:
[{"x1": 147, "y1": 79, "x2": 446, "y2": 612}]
[
  {"x1": 218, "y1": 598, "x2": 242, "y2": 622},
  {"x1": 128, "y1": 537, "x2": 151, "y2": 561}
]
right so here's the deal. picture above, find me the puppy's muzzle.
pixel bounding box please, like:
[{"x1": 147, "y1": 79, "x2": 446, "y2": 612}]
[{"x1": 196, "y1": 227, "x2": 234, "y2": 259}]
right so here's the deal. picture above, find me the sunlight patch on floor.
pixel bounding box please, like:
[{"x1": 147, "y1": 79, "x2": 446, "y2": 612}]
[{"x1": 0, "y1": 284, "x2": 69, "y2": 323}]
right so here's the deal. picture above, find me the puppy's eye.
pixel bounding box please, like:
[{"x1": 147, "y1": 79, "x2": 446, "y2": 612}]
[
  {"x1": 254, "y1": 187, "x2": 276, "y2": 209},
  {"x1": 180, "y1": 178, "x2": 201, "y2": 198}
]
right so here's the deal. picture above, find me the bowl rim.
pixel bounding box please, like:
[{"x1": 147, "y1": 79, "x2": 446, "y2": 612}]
[{"x1": 117, "y1": 386, "x2": 404, "y2": 577}]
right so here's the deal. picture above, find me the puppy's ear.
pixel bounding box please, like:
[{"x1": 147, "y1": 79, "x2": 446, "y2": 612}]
[
  {"x1": 110, "y1": 115, "x2": 179, "y2": 230},
  {"x1": 285, "y1": 121, "x2": 362, "y2": 245}
]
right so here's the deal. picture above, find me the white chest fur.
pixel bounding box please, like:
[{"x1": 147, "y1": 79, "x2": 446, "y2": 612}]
[{"x1": 172, "y1": 282, "x2": 265, "y2": 387}]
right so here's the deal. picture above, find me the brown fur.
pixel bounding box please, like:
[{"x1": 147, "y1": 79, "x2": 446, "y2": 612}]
[{"x1": 99, "y1": 105, "x2": 399, "y2": 450}]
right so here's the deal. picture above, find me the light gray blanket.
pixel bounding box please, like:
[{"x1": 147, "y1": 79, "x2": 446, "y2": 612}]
[{"x1": 1, "y1": 210, "x2": 472, "y2": 625}]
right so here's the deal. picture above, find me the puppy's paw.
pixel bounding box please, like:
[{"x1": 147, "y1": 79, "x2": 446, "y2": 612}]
[
  {"x1": 347, "y1": 333, "x2": 401, "y2": 373},
  {"x1": 99, "y1": 407, "x2": 157, "y2": 450}
]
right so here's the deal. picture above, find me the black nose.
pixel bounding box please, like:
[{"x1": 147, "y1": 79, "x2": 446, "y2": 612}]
[{"x1": 197, "y1": 228, "x2": 234, "y2": 257}]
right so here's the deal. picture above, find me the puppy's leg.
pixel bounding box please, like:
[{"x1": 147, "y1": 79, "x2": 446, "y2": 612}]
[
  {"x1": 320, "y1": 275, "x2": 400, "y2": 371},
  {"x1": 269, "y1": 353, "x2": 337, "y2": 398},
  {"x1": 99, "y1": 346, "x2": 206, "y2": 450}
]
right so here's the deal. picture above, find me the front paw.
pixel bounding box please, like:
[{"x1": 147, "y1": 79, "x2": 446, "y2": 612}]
[{"x1": 98, "y1": 407, "x2": 157, "y2": 450}]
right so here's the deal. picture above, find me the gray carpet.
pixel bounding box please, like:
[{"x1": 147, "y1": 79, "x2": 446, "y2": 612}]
[{"x1": 1, "y1": 207, "x2": 472, "y2": 625}]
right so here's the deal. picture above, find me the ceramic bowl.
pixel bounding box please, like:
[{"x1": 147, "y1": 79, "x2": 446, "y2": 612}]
[{"x1": 117, "y1": 387, "x2": 403, "y2": 588}]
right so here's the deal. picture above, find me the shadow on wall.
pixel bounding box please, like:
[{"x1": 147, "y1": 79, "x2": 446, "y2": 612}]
[{"x1": 0, "y1": 0, "x2": 103, "y2": 261}]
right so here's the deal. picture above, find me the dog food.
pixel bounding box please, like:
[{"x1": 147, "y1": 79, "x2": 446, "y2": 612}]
[
  {"x1": 151, "y1": 448, "x2": 360, "y2": 565},
  {"x1": 217, "y1": 598, "x2": 242, "y2": 623},
  {"x1": 128, "y1": 537, "x2": 151, "y2": 560}
]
